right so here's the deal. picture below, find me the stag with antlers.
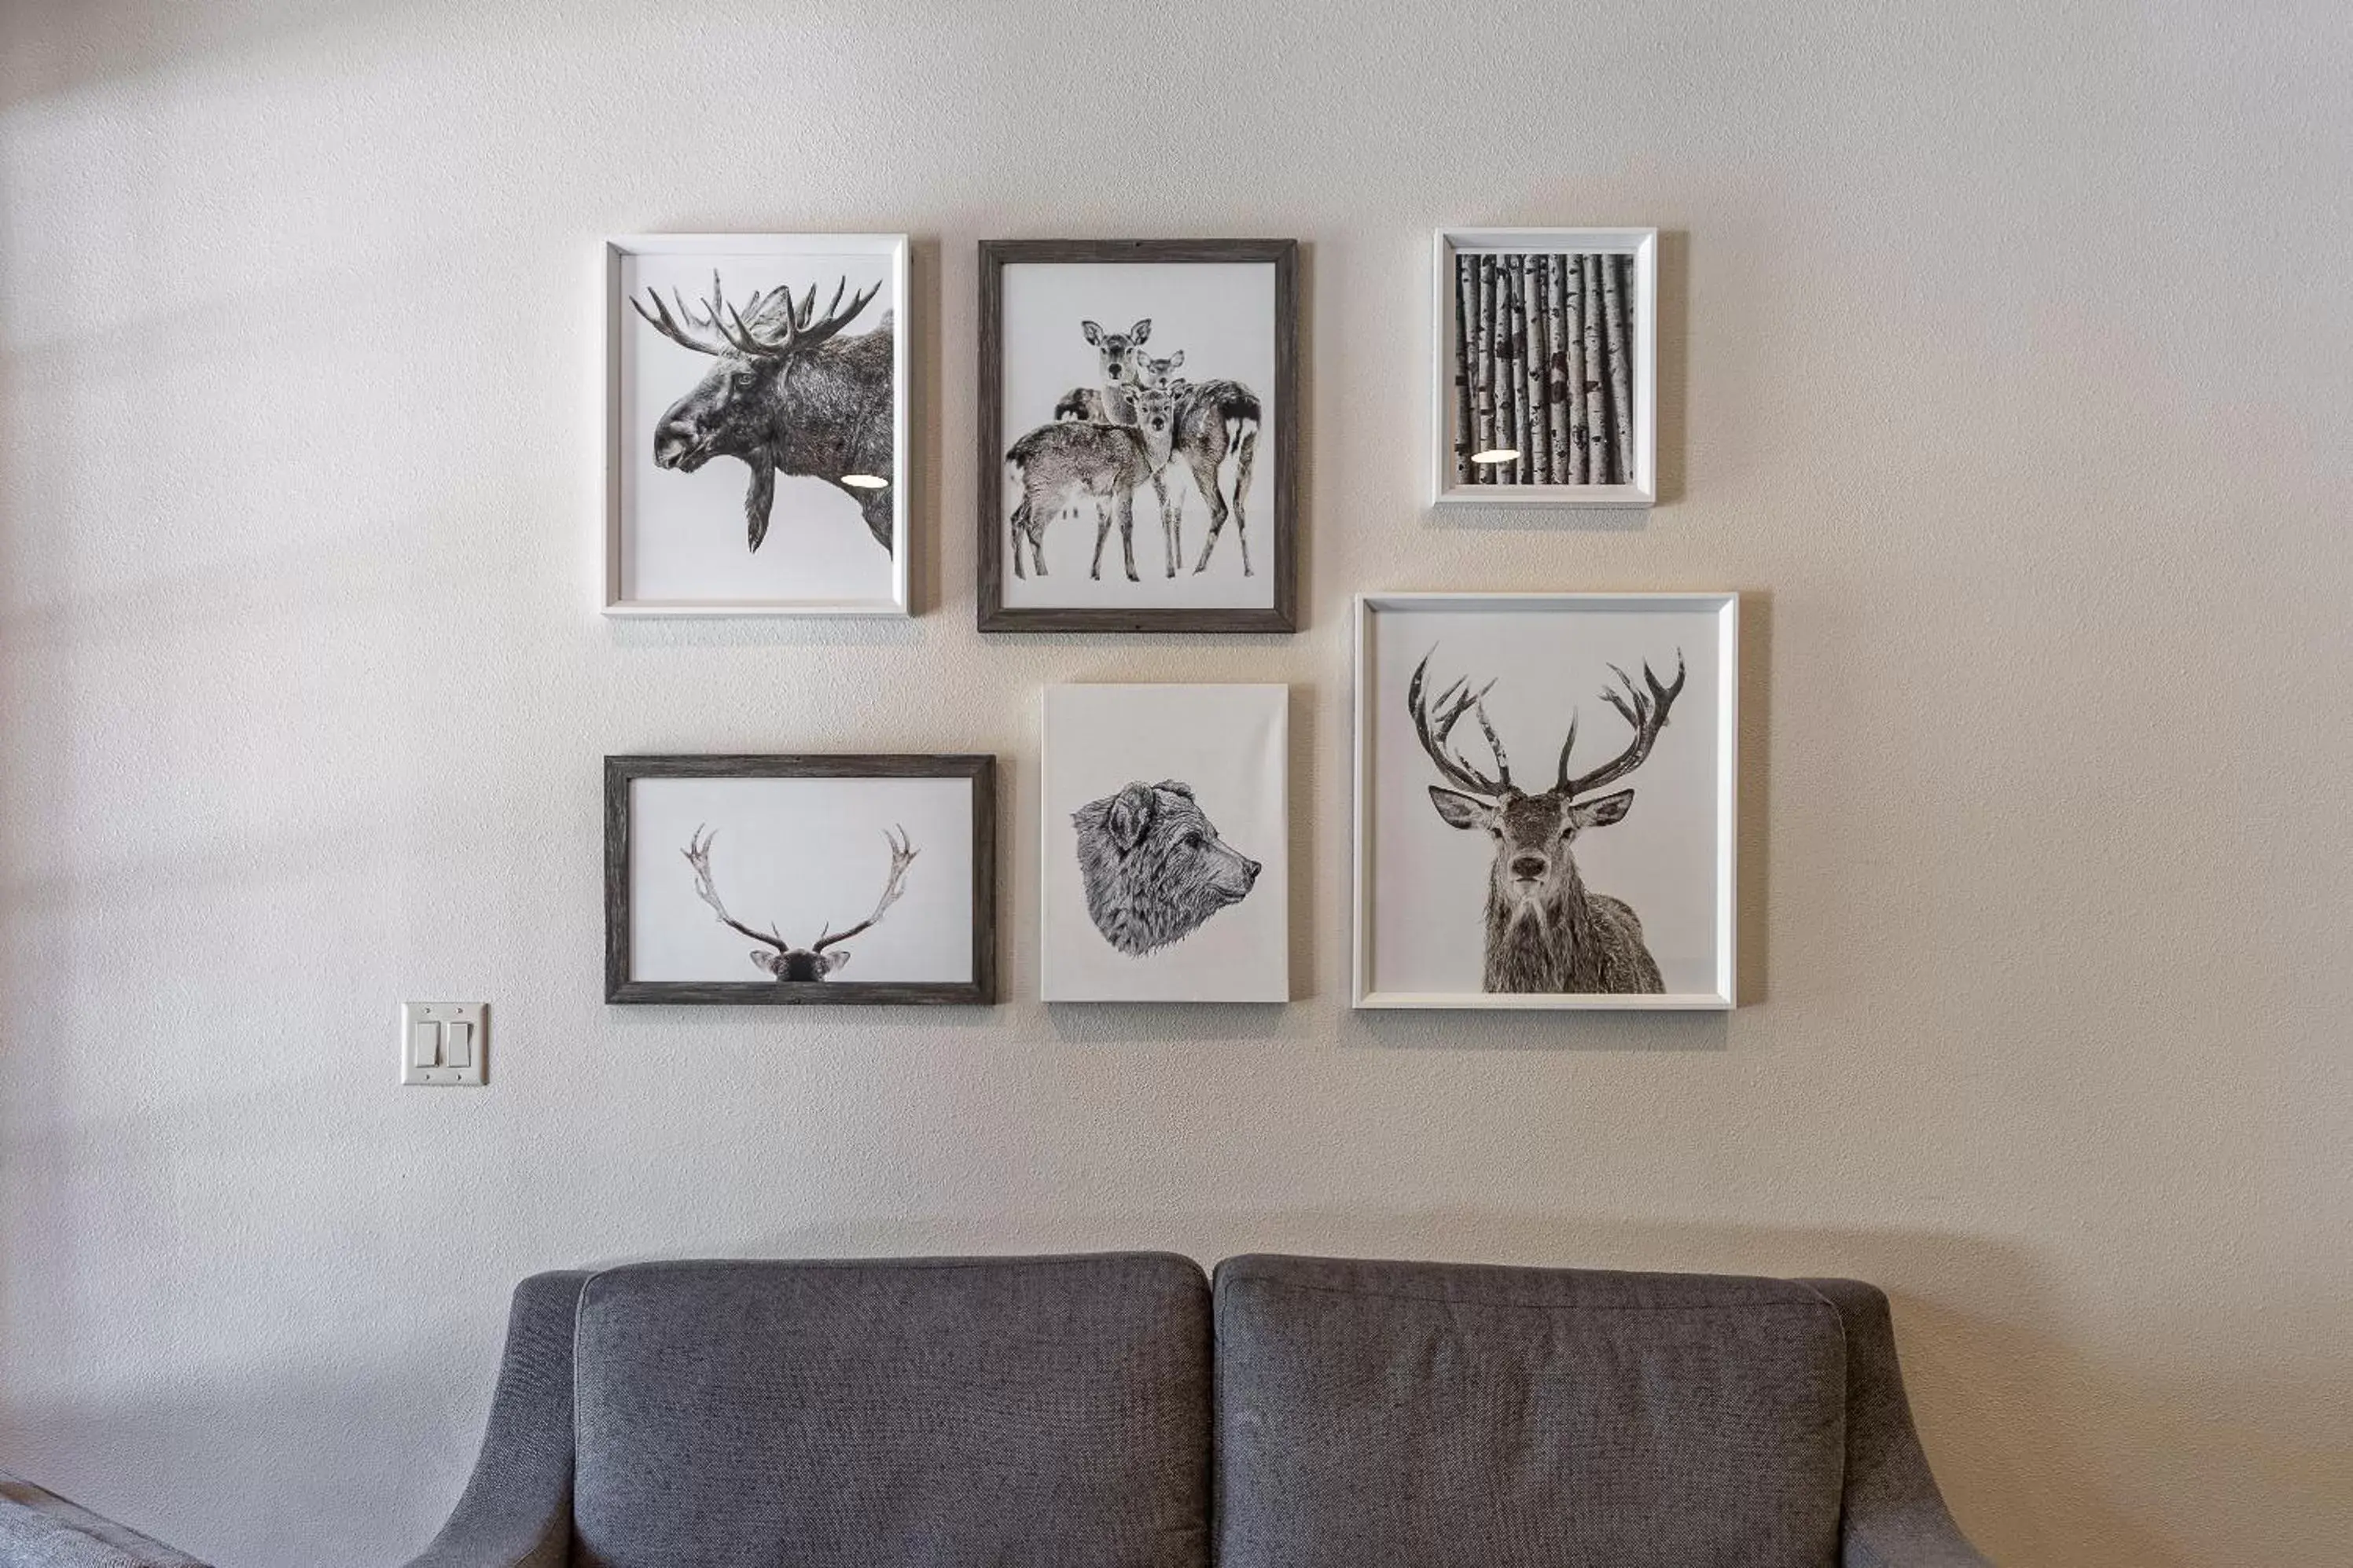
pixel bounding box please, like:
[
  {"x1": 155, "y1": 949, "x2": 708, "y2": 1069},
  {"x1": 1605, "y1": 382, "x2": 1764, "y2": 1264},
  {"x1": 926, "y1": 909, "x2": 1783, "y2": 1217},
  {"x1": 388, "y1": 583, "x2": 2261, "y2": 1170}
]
[
  {"x1": 633, "y1": 271, "x2": 894, "y2": 553},
  {"x1": 1410, "y1": 648, "x2": 1686, "y2": 994},
  {"x1": 682, "y1": 824, "x2": 917, "y2": 981}
]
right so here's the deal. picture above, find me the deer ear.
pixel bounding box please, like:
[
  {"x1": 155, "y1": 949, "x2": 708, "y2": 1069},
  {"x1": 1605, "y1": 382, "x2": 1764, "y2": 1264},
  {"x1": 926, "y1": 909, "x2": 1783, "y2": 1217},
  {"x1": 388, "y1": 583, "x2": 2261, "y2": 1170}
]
[
  {"x1": 818, "y1": 949, "x2": 851, "y2": 975},
  {"x1": 1082, "y1": 320, "x2": 1104, "y2": 344},
  {"x1": 1569, "y1": 789, "x2": 1636, "y2": 831},
  {"x1": 1107, "y1": 782, "x2": 1158, "y2": 854},
  {"x1": 1166, "y1": 349, "x2": 1184, "y2": 369},
  {"x1": 751, "y1": 949, "x2": 785, "y2": 975},
  {"x1": 1428, "y1": 787, "x2": 1493, "y2": 831},
  {"x1": 1130, "y1": 318, "x2": 1151, "y2": 343}
]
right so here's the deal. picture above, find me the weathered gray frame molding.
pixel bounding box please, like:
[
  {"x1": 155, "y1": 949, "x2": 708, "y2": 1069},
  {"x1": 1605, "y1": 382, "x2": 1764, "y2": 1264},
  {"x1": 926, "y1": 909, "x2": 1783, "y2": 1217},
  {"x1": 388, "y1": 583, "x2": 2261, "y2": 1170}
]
[
  {"x1": 977, "y1": 237, "x2": 1300, "y2": 634},
  {"x1": 605, "y1": 753, "x2": 998, "y2": 1006}
]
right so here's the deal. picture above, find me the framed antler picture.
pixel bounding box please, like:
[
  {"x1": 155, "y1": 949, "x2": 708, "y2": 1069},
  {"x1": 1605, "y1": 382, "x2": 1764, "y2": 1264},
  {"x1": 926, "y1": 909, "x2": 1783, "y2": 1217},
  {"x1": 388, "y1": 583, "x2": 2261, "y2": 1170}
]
[
  {"x1": 604, "y1": 233, "x2": 910, "y2": 616},
  {"x1": 977, "y1": 239, "x2": 1298, "y2": 633},
  {"x1": 605, "y1": 755, "x2": 995, "y2": 1005},
  {"x1": 1430, "y1": 229, "x2": 1657, "y2": 508},
  {"x1": 1351, "y1": 593, "x2": 1737, "y2": 1009}
]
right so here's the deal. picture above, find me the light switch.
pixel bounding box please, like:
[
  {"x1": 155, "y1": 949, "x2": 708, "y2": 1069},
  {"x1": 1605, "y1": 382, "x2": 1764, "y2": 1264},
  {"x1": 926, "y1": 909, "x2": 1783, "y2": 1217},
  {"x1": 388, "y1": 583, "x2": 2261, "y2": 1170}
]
[{"x1": 399, "y1": 1003, "x2": 487, "y2": 1087}]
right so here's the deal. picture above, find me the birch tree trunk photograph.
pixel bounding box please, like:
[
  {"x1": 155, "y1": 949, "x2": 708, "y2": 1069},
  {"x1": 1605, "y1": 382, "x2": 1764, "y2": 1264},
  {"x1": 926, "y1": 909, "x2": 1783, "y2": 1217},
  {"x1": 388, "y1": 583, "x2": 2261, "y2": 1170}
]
[{"x1": 1450, "y1": 244, "x2": 1637, "y2": 489}]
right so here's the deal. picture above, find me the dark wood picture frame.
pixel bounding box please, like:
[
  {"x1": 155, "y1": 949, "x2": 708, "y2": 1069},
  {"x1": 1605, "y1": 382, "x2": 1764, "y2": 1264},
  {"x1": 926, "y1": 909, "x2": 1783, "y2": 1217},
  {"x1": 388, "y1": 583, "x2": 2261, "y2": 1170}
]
[
  {"x1": 605, "y1": 754, "x2": 997, "y2": 1006},
  {"x1": 977, "y1": 238, "x2": 1300, "y2": 634}
]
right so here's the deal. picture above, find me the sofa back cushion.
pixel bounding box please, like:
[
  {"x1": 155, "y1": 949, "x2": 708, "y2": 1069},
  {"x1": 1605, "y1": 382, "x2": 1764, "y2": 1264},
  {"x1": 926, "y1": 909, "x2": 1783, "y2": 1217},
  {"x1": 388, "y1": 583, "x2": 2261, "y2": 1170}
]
[
  {"x1": 1215, "y1": 1255, "x2": 1847, "y2": 1568},
  {"x1": 570, "y1": 1254, "x2": 1210, "y2": 1568}
]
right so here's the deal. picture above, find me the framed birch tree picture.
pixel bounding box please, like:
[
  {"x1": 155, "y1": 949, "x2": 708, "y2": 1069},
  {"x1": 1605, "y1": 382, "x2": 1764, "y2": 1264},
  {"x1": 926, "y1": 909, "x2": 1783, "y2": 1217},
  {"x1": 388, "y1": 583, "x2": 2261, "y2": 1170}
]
[{"x1": 1430, "y1": 229, "x2": 1657, "y2": 509}]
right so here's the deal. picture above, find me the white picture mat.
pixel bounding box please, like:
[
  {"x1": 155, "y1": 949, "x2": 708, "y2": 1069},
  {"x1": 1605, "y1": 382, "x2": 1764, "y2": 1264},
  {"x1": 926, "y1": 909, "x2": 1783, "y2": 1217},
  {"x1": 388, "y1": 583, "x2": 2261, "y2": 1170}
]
[
  {"x1": 1428, "y1": 227, "x2": 1657, "y2": 509},
  {"x1": 1354, "y1": 593, "x2": 1736, "y2": 1008},
  {"x1": 998, "y1": 261, "x2": 1276, "y2": 610},
  {"x1": 629, "y1": 775, "x2": 973, "y2": 983},
  {"x1": 1042, "y1": 685, "x2": 1289, "y2": 1001},
  {"x1": 605, "y1": 234, "x2": 908, "y2": 615}
]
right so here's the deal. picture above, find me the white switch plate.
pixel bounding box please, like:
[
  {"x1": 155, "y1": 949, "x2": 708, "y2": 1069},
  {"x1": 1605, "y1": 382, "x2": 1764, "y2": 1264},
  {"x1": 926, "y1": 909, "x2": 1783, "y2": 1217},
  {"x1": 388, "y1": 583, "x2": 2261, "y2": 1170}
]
[{"x1": 400, "y1": 1002, "x2": 487, "y2": 1087}]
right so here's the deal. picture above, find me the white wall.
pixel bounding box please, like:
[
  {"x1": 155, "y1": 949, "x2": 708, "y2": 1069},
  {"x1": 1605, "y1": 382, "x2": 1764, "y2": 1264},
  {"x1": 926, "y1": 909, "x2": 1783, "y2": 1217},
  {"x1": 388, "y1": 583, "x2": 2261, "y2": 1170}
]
[{"x1": 2, "y1": 2, "x2": 2347, "y2": 1563}]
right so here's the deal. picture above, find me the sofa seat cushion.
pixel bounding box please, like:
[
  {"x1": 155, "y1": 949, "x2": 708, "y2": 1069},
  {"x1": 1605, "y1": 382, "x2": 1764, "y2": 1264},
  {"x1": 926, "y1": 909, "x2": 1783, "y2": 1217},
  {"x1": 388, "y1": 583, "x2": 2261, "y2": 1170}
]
[
  {"x1": 569, "y1": 1254, "x2": 1210, "y2": 1568},
  {"x1": 1215, "y1": 1256, "x2": 1847, "y2": 1568}
]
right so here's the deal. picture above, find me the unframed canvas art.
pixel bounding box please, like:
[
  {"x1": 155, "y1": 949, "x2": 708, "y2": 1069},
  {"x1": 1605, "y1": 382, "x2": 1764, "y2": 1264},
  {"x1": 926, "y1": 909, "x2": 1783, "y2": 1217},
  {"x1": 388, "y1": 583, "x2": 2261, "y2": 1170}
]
[
  {"x1": 611, "y1": 237, "x2": 906, "y2": 613},
  {"x1": 997, "y1": 261, "x2": 1278, "y2": 613},
  {"x1": 1356, "y1": 596, "x2": 1733, "y2": 1007},
  {"x1": 1042, "y1": 685, "x2": 1288, "y2": 1002}
]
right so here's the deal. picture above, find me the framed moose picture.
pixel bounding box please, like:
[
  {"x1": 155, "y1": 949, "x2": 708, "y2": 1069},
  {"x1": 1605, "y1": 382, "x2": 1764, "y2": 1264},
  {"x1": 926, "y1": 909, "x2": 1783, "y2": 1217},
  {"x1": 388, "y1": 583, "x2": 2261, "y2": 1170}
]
[
  {"x1": 1351, "y1": 593, "x2": 1737, "y2": 1009},
  {"x1": 1430, "y1": 228, "x2": 1657, "y2": 508},
  {"x1": 604, "y1": 233, "x2": 910, "y2": 616},
  {"x1": 605, "y1": 755, "x2": 995, "y2": 1005},
  {"x1": 1039, "y1": 684, "x2": 1289, "y2": 1003},
  {"x1": 977, "y1": 239, "x2": 1298, "y2": 633}
]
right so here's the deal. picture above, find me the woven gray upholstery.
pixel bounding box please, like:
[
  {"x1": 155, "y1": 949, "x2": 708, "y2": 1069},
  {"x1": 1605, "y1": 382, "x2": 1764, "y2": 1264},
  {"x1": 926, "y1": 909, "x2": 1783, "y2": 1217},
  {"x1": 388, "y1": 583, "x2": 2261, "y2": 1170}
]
[
  {"x1": 0, "y1": 1471, "x2": 208, "y2": 1567},
  {"x1": 1799, "y1": 1279, "x2": 1991, "y2": 1567},
  {"x1": 403, "y1": 1252, "x2": 1983, "y2": 1568},
  {"x1": 401, "y1": 1269, "x2": 587, "y2": 1568},
  {"x1": 1213, "y1": 1254, "x2": 1852, "y2": 1568},
  {"x1": 568, "y1": 1254, "x2": 1211, "y2": 1568}
]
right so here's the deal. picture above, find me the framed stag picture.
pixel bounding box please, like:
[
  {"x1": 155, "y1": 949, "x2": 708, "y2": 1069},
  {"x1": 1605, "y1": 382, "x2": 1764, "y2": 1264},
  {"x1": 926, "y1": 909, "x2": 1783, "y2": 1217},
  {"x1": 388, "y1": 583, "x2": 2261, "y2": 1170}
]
[
  {"x1": 605, "y1": 755, "x2": 995, "y2": 1005},
  {"x1": 1430, "y1": 228, "x2": 1656, "y2": 508},
  {"x1": 1041, "y1": 685, "x2": 1288, "y2": 1003},
  {"x1": 1351, "y1": 593, "x2": 1736, "y2": 1009},
  {"x1": 604, "y1": 233, "x2": 910, "y2": 616},
  {"x1": 977, "y1": 239, "x2": 1298, "y2": 633}
]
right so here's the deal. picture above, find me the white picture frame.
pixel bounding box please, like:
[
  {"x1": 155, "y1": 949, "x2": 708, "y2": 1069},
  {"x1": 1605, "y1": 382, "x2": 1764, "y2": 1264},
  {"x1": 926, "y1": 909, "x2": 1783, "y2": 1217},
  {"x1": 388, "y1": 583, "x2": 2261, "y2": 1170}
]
[
  {"x1": 1351, "y1": 593, "x2": 1736, "y2": 1009},
  {"x1": 1040, "y1": 683, "x2": 1289, "y2": 1003},
  {"x1": 1429, "y1": 227, "x2": 1657, "y2": 509},
  {"x1": 603, "y1": 233, "x2": 911, "y2": 617}
]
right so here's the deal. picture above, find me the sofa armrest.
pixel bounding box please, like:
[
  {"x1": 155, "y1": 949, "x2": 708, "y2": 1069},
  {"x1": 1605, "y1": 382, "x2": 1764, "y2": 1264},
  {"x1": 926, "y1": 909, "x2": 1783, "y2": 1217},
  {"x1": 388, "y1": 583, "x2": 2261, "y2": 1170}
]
[
  {"x1": 401, "y1": 1270, "x2": 589, "y2": 1568},
  {"x1": 1798, "y1": 1279, "x2": 1991, "y2": 1568},
  {"x1": 0, "y1": 1471, "x2": 209, "y2": 1566}
]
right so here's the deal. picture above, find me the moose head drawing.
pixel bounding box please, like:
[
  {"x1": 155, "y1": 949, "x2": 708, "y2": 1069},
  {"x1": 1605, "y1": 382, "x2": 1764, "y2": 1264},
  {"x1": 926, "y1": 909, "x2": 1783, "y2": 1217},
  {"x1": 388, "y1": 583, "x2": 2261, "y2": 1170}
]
[
  {"x1": 632, "y1": 272, "x2": 894, "y2": 554},
  {"x1": 682, "y1": 824, "x2": 916, "y2": 980},
  {"x1": 1410, "y1": 648, "x2": 1686, "y2": 994}
]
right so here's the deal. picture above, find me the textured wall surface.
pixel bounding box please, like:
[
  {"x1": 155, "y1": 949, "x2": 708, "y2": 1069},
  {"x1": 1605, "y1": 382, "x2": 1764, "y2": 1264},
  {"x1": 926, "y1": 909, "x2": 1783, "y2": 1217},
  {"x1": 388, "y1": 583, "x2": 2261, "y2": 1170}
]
[{"x1": 2, "y1": 2, "x2": 2348, "y2": 1564}]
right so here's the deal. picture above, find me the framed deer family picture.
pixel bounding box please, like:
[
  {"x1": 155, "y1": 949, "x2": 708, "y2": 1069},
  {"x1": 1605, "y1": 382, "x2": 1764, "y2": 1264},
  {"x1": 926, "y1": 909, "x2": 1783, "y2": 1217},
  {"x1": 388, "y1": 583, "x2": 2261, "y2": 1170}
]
[
  {"x1": 1431, "y1": 228, "x2": 1657, "y2": 509},
  {"x1": 1040, "y1": 684, "x2": 1289, "y2": 1003},
  {"x1": 604, "y1": 233, "x2": 910, "y2": 617},
  {"x1": 977, "y1": 239, "x2": 1298, "y2": 633},
  {"x1": 605, "y1": 755, "x2": 995, "y2": 1005},
  {"x1": 1351, "y1": 593, "x2": 1736, "y2": 1009}
]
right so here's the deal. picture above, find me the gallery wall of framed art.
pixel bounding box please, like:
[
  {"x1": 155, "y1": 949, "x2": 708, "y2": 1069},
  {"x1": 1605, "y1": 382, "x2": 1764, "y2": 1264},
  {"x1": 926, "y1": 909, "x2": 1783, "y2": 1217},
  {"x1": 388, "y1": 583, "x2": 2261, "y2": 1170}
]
[{"x1": 591, "y1": 226, "x2": 1727, "y2": 1011}]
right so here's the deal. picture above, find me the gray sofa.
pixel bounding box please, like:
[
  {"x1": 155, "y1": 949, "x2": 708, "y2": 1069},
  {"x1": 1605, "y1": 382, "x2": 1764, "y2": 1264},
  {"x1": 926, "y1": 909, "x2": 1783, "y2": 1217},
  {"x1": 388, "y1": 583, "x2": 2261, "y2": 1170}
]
[{"x1": 403, "y1": 1252, "x2": 1988, "y2": 1568}]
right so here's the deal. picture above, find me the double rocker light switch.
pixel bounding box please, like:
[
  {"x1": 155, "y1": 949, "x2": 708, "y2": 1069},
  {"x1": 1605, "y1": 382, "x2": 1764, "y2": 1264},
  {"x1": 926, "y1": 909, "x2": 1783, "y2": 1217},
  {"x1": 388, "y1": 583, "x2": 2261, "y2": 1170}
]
[{"x1": 400, "y1": 1003, "x2": 487, "y2": 1087}]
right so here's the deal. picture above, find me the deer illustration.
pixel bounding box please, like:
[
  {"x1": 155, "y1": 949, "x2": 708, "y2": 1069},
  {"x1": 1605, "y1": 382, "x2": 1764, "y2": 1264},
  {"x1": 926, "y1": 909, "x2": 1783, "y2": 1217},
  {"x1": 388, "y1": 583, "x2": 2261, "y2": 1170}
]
[
  {"x1": 632, "y1": 271, "x2": 893, "y2": 554},
  {"x1": 1052, "y1": 318, "x2": 1152, "y2": 424},
  {"x1": 1007, "y1": 381, "x2": 1178, "y2": 581},
  {"x1": 1162, "y1": 374, "x2": 1262, "y2": 576},
  {"x1": 1410, "y1": 648, "x2": 1686, "y2": 994},
  {"x1": 682, "y1": 824, "x2": 916, "y2": 981}
]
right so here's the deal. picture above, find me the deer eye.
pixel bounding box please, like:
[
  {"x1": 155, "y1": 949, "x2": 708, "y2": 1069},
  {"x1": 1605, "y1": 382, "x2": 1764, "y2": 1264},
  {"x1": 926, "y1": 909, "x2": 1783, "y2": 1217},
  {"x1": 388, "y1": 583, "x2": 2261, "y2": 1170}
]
[{"x1": 731, "y1": 369, "x2": 757, "y2": 388}]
